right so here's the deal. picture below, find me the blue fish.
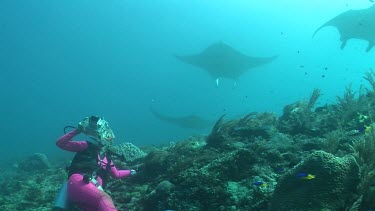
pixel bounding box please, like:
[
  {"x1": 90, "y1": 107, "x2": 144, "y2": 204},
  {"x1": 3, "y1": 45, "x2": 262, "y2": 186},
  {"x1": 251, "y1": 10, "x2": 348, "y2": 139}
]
[
  {"x1": 296, "y1": 173, "x2": 315, "y2": 180},
  {"x1": 253, "y1": 181, "x2": 267, "y2": 187}
]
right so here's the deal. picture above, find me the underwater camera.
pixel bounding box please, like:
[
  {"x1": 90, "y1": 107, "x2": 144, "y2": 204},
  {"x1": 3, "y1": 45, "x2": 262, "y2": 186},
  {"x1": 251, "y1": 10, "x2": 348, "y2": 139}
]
[
  {"x1": 87, "y1": 116, "x2": 101, "y2": 132},
  {"x1": 82, "y1": 116, "x2": 115, "y2": 145}
]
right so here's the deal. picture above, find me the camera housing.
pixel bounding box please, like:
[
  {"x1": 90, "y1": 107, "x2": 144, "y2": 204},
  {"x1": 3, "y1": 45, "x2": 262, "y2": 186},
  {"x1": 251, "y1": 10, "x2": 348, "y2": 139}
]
[
  {"x1": 83, "y1": 116, "x2": 115, "y2": 145},
  {"x1": 87, "y1": 116, "x2": 101, "y2": 132}
]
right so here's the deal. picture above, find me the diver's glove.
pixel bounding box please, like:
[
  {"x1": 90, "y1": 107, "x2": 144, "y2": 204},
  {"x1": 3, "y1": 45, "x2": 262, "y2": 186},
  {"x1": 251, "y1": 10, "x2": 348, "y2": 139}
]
[{"x1": 130, "y1": 169, "x2": 137, "y2": 176}]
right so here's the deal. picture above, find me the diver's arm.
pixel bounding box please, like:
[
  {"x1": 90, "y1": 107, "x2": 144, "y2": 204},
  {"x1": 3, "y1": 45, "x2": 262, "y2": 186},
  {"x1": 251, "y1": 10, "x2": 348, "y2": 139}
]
[
  {"x1": 109, "y1": 161, "x2": 132, "y2": 179},
  {"x1": 56, "y1": 129, "x2": 88, "y2": 152}
]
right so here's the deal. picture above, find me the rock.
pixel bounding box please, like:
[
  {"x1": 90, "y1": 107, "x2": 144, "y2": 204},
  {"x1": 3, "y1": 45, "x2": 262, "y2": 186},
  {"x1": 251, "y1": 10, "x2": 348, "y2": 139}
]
[
  {"x1": 151, "y1": 180, "x2": 175, "y2": 196},
  {"x1": 18, "y1": 153, "x2": 51, "y2": 172}
]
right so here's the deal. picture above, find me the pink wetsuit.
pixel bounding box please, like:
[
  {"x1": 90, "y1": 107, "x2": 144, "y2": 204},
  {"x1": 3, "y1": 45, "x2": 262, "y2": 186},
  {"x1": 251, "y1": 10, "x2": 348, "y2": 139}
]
[{"x1": 56, "y1": 129, "x2": 131, "y2": 211}]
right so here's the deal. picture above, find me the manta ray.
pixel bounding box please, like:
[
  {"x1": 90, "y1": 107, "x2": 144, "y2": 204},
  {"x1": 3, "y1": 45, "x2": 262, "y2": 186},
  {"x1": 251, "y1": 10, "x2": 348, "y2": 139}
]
[
  {"x1": 150, "y1": 107, "x2": 214, "y2": 130},
  {"x1": 313, "y1": 5, "x2": 375, "y2": 51},
  {"x1": 175, "y1": 42, "x2": 277, "y2": 85}
]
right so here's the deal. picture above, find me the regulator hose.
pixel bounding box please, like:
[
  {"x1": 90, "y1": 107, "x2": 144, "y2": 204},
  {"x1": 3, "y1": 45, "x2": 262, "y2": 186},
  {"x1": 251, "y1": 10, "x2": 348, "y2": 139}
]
[{"x1": 63, "y1": 126, "x2": 76, "y2": 134}]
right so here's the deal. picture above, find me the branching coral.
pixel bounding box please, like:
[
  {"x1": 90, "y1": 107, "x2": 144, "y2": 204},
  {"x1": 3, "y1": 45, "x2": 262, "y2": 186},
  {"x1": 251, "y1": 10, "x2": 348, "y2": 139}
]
[
  {"x1": 364, "y1": 70, "x2": 375, "y2": 92},
  {"x1": 278, "y1": 89, "x2": 323, "y2": 135},
  {"x1": 206, "y1": 114, "x2": 229, "y2": 147},
  {"x1": 206, "y1": 112, "x2": 277, "y2": 147},
  {"x1": 352, "y1": 127, "x2": 375, "y2": 209},
  {"x1": 353, "y1": 129, "x2": 375, "y2": 167},
  {"x1": 337, "y1": 84, "x2": 357, "y2": 112},
  {"x1": 308, "y1": 88, "x2": 321, "y2": 110}
]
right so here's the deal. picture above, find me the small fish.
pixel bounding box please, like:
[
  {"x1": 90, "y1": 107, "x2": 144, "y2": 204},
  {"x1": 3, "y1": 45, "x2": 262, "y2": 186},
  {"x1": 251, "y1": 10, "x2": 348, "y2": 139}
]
[
  {"x1": 348, "y1": 124, "x2": 372, "y2": 136},
  {"x1": 253, "y1": 181, "x2": 267, "y2": 187},
  {"x1": 357, "y1": 125, "x2": 371, "y2": 133},
  {"x1": 296, "y1": 173, "x2": 315, "y2": 180}
]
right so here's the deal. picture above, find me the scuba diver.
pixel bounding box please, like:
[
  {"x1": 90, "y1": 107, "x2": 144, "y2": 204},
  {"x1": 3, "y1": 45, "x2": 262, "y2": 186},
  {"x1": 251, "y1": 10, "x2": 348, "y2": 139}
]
[{"x1": 54, "y1": 116, "x2": 136, "y2": 211}]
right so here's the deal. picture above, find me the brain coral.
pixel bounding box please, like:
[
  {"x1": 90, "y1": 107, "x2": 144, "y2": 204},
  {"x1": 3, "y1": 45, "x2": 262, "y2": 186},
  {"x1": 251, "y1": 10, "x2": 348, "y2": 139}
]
[{"x1": 269, "y1": 150, "x2": 359, "y2": 210}]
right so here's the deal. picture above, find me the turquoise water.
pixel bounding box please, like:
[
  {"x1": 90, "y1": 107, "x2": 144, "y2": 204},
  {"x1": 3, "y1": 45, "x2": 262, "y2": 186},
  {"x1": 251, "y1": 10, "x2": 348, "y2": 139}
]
[{"x1": 1, "y1": 0, "x2": 374, "y2": 162}]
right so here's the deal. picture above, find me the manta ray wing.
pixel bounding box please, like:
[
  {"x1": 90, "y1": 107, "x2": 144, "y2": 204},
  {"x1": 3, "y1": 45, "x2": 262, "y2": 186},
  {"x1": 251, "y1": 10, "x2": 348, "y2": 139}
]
[
  {"x1": 314, "y1": 5, "x2": 375, "y2": 51},
  {"x1": 175, "y1": 42, "x2": 277, "y2": 80},
  {"x1": 150, "y1": 107, "x2": 213, "y2": 130}
]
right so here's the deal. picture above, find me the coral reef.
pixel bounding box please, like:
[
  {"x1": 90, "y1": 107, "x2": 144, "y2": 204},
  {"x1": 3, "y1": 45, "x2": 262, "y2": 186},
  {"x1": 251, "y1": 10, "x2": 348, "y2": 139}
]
[
  {"x1": 3, "y1": 72, "x2": 375, "y2": 210},
  {"x1": 269, "y1": 151, "x2": 360, "y2": 210},
  {"x1": 0, "y1": 167, "x2": 66, "y2": 210}
]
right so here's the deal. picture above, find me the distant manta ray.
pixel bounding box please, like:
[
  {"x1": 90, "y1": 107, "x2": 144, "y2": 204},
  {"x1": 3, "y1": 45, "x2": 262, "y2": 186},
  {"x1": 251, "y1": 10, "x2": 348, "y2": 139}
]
[
  {"x1": 313, "y1": 5, "x2": 375, "y2": 52},
  {"x1": 175, "y1": 42, "x2": 277, "y2": 86},
  {"x1": 150, "y1": 107, "x2": 214, "y2": 130}
]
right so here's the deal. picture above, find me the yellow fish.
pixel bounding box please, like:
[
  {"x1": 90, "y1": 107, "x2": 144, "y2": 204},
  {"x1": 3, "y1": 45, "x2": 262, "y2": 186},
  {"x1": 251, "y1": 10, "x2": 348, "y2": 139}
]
[{"x1": 296, "y1": 173, "x2": 315, "y2": 180}]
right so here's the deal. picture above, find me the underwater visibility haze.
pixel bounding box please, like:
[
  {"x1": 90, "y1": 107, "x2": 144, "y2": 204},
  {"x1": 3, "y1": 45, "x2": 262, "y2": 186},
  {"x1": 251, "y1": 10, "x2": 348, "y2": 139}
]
[{"x1": 1, "y1": 0, "x2": 375, "y2": 210}]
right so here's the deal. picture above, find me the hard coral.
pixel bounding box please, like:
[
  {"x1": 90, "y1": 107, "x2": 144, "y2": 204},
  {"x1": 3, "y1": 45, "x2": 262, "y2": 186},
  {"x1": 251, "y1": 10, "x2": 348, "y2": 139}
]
[{"x1": 269, "y1": 151, "x2": 360, "y2": 210}]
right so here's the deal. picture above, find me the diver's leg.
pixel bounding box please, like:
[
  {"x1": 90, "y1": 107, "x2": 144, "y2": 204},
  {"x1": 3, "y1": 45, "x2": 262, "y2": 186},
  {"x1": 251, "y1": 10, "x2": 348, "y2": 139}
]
[
  {"x1": 97, "y1": 191, "x2": 117, "y2": 211},
  {"x1": 67, "y1": 174, "x2": 117, "y2": 211}
]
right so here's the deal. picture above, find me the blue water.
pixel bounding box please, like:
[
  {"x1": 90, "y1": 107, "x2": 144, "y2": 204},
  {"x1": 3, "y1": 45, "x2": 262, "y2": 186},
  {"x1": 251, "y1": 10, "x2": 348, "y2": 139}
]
[{"x1": 1, "y1": 0, "x2": 374, "y2": 162}]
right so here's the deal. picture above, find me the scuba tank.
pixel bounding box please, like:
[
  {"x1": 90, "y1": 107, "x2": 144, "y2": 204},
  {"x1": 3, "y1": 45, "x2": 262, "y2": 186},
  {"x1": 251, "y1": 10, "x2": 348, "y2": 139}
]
[{"x1": 52, "y1": 181, "x2": 69, "y2": 210}]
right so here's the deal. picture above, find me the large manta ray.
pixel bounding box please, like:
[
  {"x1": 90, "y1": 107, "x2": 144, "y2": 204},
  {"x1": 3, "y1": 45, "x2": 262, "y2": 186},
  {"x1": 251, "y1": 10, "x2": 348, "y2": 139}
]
[
  {"x1": 175, "y1": 42, "x2": 277, "y2": 85},
  {"x1": 313, "y1": 5, "x2": 375, "y2": 51},
  {"x1": 150, "y1": 107, "x2": 214, "y2": 130}
]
